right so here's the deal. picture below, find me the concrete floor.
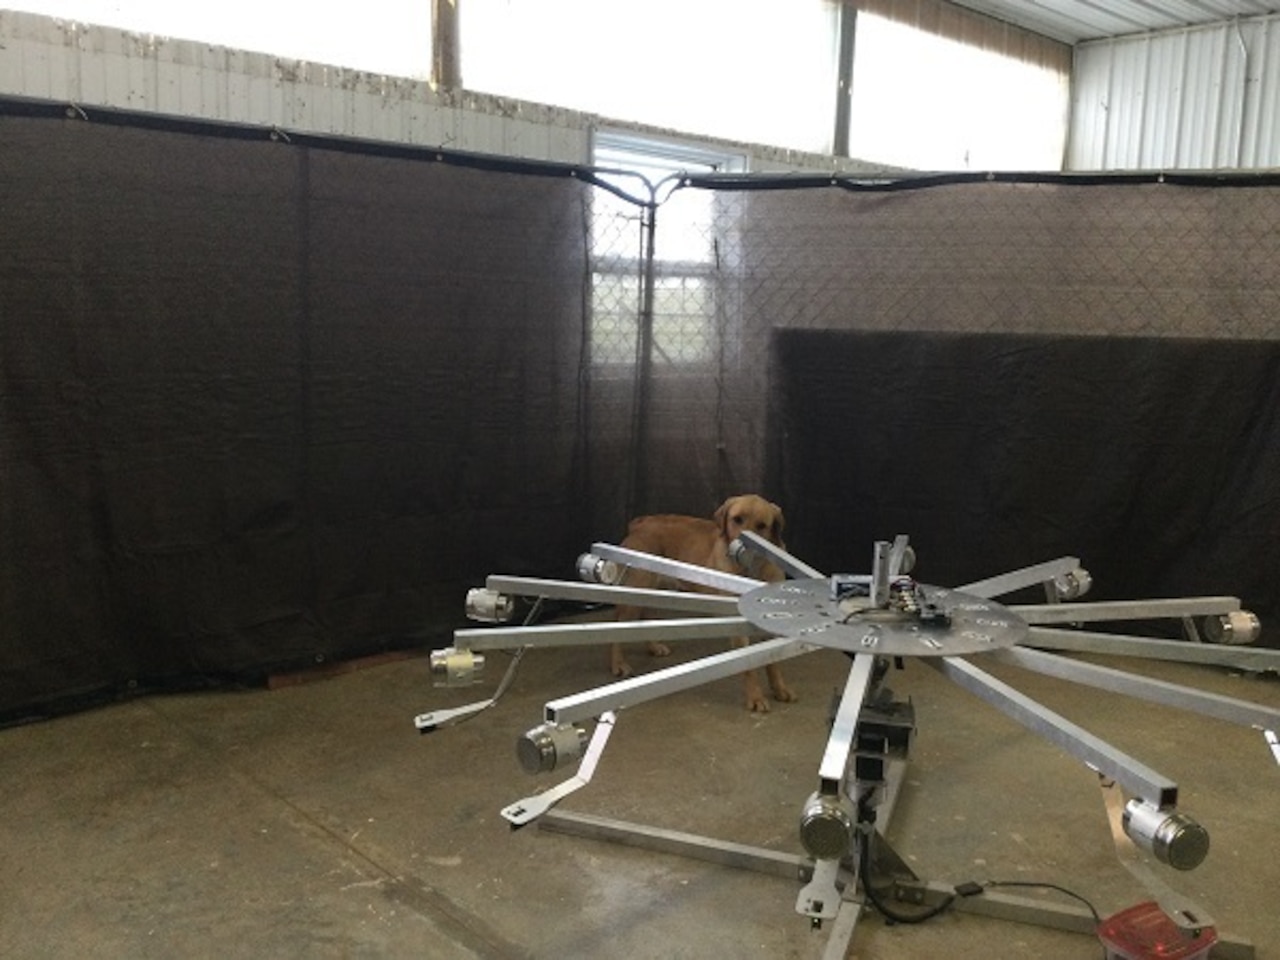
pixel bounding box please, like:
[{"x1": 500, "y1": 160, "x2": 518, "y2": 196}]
[{"x1": 2, "y1": 631, "x2": 1278, "y2": 959}]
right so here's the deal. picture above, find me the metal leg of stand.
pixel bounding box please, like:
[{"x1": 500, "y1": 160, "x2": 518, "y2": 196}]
[
  {"x1": 537, "y1": 808, "x2": 874, "y2": 958},
  {"x1": 536, "y1": 756, "x2": 910, "y2": 958},
  {"x1": 532, "y1": 756, "x2": 1256, "y2": 959},
  {"x1": 820, "y1": 894, "x2": 864, "y2": 960},
  {"x1": 537, "y1": 809, "x2": 806, "y2": 880}
]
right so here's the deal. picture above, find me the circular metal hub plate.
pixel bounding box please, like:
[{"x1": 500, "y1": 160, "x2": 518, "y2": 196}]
[{"x1": 738, "y1": 578, "x2": 1027, "y2": 657}]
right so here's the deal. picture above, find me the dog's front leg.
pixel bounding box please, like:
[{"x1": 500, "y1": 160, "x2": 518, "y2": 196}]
[
  {"x1": 732, "y1": 636, "x2": 772, "y2": 712},
  {"x1": 765, "y1": 663, "x2": 796, "y2": 705},
  {"x1": 610, "y1": 642, "x2": 633, "y2": 679},
  {"x1": 731, "y1": 637, "x2": 796, "y2": 711}
]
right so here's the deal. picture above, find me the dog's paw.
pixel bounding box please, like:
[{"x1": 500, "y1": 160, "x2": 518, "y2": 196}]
[
  {"x1": 746, "y1": 693, "x2": 772, "y2": 713},
  {"x1": 647, "y1": 642, "x2": 672, "y2": 658},
  {"x1": 611, "y1": 659, "x2": 634, "y2": 679},
  {"x1": 771, "y1": 683, "x2": 798, "y2": 703}
]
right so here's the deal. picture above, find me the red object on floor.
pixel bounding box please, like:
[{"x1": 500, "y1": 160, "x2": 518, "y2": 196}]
[{"x1": 1097, "y1": 901, "x2": 1218, "y2": 960}]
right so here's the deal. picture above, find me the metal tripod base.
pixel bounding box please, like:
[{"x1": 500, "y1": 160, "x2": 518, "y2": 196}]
[{"x1": 536, "y1": 779, "x2": 1256, "y2": 959}]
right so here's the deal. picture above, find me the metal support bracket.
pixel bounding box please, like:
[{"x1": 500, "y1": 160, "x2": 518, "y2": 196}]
[
  {"x1": 797, "y1": 857, "x2": 844, "y2": 922},
  {"x1": 500, "y1": 712, "x2": 617, "y2": 828}
]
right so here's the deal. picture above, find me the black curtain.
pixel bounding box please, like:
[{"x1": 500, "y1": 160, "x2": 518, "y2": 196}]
[
  {"x1": 774, "y1": 330, "x2": 1280, "y2": 641},
  {"x1": 0, "y1": 111, "x2": 594, "y2": 722}
]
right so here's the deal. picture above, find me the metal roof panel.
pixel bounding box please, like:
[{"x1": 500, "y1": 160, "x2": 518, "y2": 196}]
[{"x1": 945, "y1": 0, "x2": 1279, "y2": 43}]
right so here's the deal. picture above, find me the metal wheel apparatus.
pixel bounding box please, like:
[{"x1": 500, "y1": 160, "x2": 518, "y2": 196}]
[{"x1": 417, "y1": 532, "x2": 1280, "y2": 958}]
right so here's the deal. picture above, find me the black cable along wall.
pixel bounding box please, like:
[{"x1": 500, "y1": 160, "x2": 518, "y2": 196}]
[{"x1": 4, "y1": 100, "x2": 1280, "y2": 723}]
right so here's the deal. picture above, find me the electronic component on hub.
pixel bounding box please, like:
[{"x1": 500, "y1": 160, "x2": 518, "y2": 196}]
[
  {"x1": 830, "y1": 573, "x2": 951, "y2": 627},
  {"x1": 830, "y1": 573, "x2": 872, "y2": 600}
]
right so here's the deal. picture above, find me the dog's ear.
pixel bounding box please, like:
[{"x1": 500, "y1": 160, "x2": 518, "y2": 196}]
[
  {"x1": 714, "y1": 498, "x2": 733, "y2": 540},
  {"x1": 770, "y1": 502, "x2": 785, "y2": 541}
]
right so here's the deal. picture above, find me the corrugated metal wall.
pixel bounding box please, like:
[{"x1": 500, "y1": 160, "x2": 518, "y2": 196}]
[
  {"x1": 1069, "y1": 13, "x2": 1280, "y2": 170},
  {"x1": 857, "y1": 0, "x2": 1072, "y2": 72}
]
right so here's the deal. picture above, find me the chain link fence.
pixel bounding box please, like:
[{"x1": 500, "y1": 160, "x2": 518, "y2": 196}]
[{"x1": 589, "y1": 173, "x2": 1280, "y2": 527}]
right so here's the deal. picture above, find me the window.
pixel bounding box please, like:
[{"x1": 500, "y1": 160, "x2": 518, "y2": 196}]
[
  {"x1": 590, "y1": 134, "x2": 745, "y2": 368},
  {"x1": 462, "y1": 0, "x2": 840, "y2": 154},
  {"x1": 848, "y1": 13, "x2": 1069, "y2": 171}
]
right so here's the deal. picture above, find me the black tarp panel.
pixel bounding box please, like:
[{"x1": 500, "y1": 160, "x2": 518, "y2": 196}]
[
  {"x1": 634, "y1": 178, "x2": 1280, "y2": 519},
  {"x1": 0, "y1": 113, "x2": 593, "y2": 721},
  {"x1": 774, "y1": 330, "x2": 1280, "y2": 639}
]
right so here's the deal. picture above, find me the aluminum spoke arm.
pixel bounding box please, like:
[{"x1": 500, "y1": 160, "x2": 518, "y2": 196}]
[
  {"x1": 959, "y1": 557, "x2": 1081, "y2": 599},
  {"x1": 818, "y1": 655, "x2": 875, "y2": 791},
  {"x1": 485, "y1": 575, "x2": 739, "y2": 616},
  {"x1": 455, "y1": 616, "x2": 766, "y2": 651},
  {"x1": 501, "y1": 712, "x2": 616, "y2": 828},
  {"x1": 989, "y1": 646, "x2": 1280, "y2": 731},
  {"x1": 590, "y1": 542, "x2": 763, "y2": 595},
  {"x1": 793, "y1": 656, "x2": 876, "y2": 925},
  {"x1": 545, "y1": 637, "x2": 813, "y2": 725},
  {"x1": 1011, "y1": 596, "x2": 1240, "y2": 625},
  {"x1": 1026, "y1": 627, "x2": 1280, "y2": 672},
  {"x1": 735, "y1": 530, "x2": 826, "y2": 580},
  {"x1": 927, "y1": 655, "x2": 1179, "y2": 807}
]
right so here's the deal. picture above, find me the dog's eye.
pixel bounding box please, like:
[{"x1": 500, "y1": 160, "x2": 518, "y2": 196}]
[{"x1": 732, "y1": 515, "x2": 745, "y2": 526}]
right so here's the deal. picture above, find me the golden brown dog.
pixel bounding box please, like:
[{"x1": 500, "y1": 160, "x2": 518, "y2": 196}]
[{"x1": 611, "y1": 494, "x2": 796, "y2": 713}]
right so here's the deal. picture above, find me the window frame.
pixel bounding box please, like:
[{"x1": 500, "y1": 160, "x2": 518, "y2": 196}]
[{"x1": 588, "y1": 131, "x2": 747, "y2": 373}]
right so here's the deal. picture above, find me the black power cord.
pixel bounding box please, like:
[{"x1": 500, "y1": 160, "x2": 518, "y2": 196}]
[
  {"x1": 858, "y1": 831, "x2": 1106, "y2": 960},
  {"x1": 968, "y1": 880, "x2": 1106, "y2": 960},
  {"x1": 980, "y1": 880, "x2": 1102, "y2": 926},
  {"x1": 857, "y1": 831, "x2": 957, "y2": 924}
]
